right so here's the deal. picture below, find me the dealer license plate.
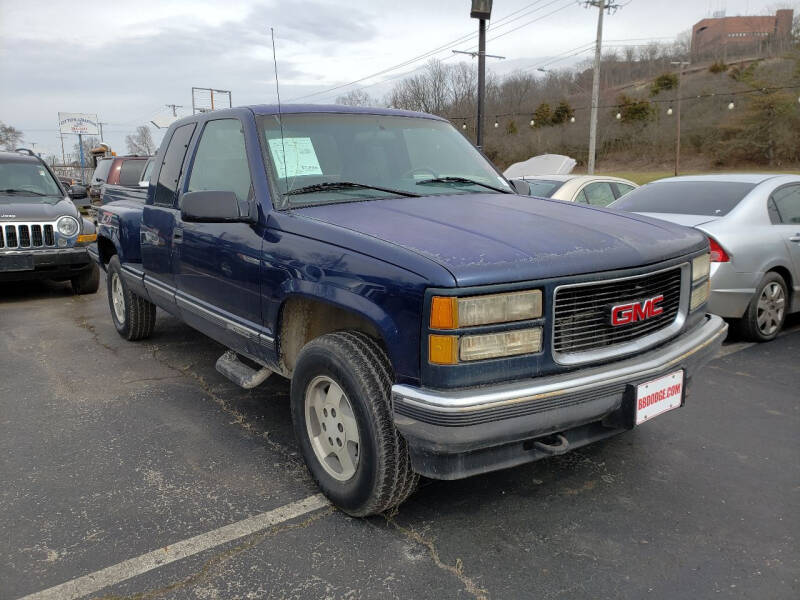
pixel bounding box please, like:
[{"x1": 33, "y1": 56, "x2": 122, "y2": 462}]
[
  {"x1": 635, "y1": 370, "x2": 684, "y2": 425},
  {"x1": 0, "y1": 254, "x2": 35, "y2": 272}
]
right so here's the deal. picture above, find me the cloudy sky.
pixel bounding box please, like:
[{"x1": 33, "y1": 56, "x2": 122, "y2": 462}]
[{"x1": 0, "y1": 0, "x2": 788, "y2": 158}]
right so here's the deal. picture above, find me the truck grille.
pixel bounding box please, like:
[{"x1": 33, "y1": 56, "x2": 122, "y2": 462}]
[
  {"x1": 0, "y1": 223, "x2": 56, "y2": 249},
  {"x1": 553, "y1": 266, "x2": 683, "y2": 355}
]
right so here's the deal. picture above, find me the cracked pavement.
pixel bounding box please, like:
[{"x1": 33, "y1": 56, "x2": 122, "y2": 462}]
[{"x1": 1, "y1": 280, "x2": 798, "y2": 600}]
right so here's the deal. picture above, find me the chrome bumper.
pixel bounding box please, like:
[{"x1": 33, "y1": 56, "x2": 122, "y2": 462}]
[{"x1": 392, "y1": 314, "x2": 728, "y2": 479}]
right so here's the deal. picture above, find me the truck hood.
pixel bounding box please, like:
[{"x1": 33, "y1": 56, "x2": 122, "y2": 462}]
[
  {"x1": 0, "y1": 196, "x2": 77, "y2": 221},
  {"x1": 293, "y1": 194, "x2": 707, "y2": 286}
]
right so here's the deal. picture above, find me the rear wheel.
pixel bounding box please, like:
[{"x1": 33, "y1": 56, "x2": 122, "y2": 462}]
[
  {"x1": 71, "y1": 263, "x2": 100, "y2": 294},
  {"x1": 106, "y1": 255, "x2": 156, "y2": 341},
  {"x1": 290, "y1": 331, "x2": 418, "y2": 516},
  {"x1": 739, "y1": 272, "x2": 787, "y2": 342}
]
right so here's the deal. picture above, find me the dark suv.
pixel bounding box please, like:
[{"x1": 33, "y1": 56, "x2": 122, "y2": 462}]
[
  {"x1": 88, "y1": 156, "x2": 149, "y2": 201},
  {"x1": 0, "y1": 150, "x2": 100, "y2": 293}
]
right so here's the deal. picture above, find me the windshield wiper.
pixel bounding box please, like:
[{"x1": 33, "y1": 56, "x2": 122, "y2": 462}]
[
  {"x1": 2, "y1": 188, "x2": 49, "y2": 196},
  {"x1": 286, "y1": 181, "x2": 419, "y2": 198},
  {"x1": 415, "y1": 177, "x2": 511, "y2": 194}
]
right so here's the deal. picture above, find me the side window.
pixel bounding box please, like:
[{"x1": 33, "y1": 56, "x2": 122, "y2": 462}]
[
  {"x1": 119, "y1": 160, "x2": 145, "y2": 186},
  {"x1": 771, "y1": 185, "x2": 800, "y2": 224},
  {"x1": 187, "y1": 119, "x2": 252, "y2": 203},
  {"x1": 583, "y1": 182, "x2": 616, "y2": 206},
  {"x1": 154, "y1": 124, "x2": 196, "y2": 207},
  {"x1": 575, "y1": 189, "x2": 588, "y2": 203},
  {"x1": 615, "y1": 183, "x2": 635, "y2": 197}
]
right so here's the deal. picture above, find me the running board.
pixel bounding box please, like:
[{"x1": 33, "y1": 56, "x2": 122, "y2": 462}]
[{"x1": 215, "y1": 350, "x2": 273, "y2": 389}]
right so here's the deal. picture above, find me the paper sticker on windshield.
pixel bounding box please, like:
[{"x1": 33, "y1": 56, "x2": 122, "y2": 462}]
[{"x1": 268, "y1": 137, "x2": 323, "y2": 179}]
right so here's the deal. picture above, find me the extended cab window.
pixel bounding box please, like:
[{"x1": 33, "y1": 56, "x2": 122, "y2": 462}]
[
  {"x1": 154, "y1": 124, "x2": 196, "y2": 207},
  {"x1": 187, "y1": 119, "x2": 252, "y2": 203},
  {"x1": 118, "y1": 159, "x2": 146, "y2": 186}
]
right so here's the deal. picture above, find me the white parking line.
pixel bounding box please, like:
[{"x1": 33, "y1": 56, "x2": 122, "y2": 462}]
[{"x1": 18, "y1": 494, "x2": 330, "y2": 600}]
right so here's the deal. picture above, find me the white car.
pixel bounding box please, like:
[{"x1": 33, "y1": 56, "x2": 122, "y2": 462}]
[{"x1": 511, "y1": 175, "x2": 638, "y2": 206}]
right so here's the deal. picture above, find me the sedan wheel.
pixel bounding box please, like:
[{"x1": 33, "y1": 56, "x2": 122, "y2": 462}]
[{"x1": 756, "y1": 281, "x2": 785, "y2": 337}]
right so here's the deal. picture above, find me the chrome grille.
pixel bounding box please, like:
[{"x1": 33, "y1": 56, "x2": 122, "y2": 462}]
[
  {"x1": 553, "y1": 266, "x2": 683, "y2": 355},
  {"x1": 0, "y1": 222, "x2": 57, "y2": 249}
]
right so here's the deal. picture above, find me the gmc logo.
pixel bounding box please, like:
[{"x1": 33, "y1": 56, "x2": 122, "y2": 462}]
[{"x1": 610, "y1": 295, "x2": 664, "y2": 326}]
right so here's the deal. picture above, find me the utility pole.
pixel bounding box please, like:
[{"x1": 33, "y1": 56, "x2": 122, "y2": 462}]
[
  {"x1": 165, "y1": 104, "x2": 182, "y2": 117},
  {"x1": 671, "y1": 61, "x2": 690, "y2": 176},
  {"x1": 584, "y1": 1, "x2": 622, "y2": 175},
  {"x1": 98, "y1": 122, "x2": 107, "y2": 142},
  {"x1": 59, "y1": 133, "x2": 66, "y2": 165}
]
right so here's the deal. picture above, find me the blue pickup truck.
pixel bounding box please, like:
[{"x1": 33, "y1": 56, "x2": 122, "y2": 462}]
[{"x1": 92, "y1": 105, "x2": 727, "y2": 516}]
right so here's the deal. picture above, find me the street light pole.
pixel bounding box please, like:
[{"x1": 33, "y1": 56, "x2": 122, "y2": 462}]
[
  {"x1": 469, "y1": 1, "x2": 493, "y2": 150},
  {"x1": 477, "y1": 18, "x2": 487, "y2": 149}
]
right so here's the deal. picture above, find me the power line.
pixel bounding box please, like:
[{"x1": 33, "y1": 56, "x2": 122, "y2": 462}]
[{"x1": 289, "y1": 0, "x2": 574, "y2": 102}]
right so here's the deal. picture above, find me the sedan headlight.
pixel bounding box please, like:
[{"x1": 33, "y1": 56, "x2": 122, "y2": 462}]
[
  {"x1": 56, "y1": 216, "x2": 80, "y2": 237},
  {"x1": 431, "y1": 290, "x2": 543, "y2": 329},
  {"x1": 692, "y1": 253, "x2": 710, "y2": 282}
]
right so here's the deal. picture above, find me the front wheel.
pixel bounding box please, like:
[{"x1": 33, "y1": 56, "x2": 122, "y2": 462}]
[
  {"x1": 106, "y1": 255, "x2": 156, "y2": 341},
  {"x1": 290, "y1": 331, "x2": 418, "y2": 516},
  {"x1": 738, "y1": 272, "x2": 787, "y2": 342}
]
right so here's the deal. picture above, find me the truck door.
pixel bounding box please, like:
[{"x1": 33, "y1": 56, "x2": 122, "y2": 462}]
[
  {"x1": 174, "y1": 117, "x2": 266, "y2": 360},
  {"x1": 141, "y1": 123, "x2": 196, "y2": 313}
]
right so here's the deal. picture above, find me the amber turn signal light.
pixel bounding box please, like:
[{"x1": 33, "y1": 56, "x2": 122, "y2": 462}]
[
  {"x1": 429, "y1": 334, "x2": 458, "y2": 365},
  {"x1": 430, "y1": 296, "x2": 458, "y2": 329},
  {"x1": 77, "y1": 233, "x2": 97, "y2": 243}
]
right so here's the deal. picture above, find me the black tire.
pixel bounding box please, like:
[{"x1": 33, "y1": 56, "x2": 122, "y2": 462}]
[
  {"x1": 71, "y1": 263, "x2": 100, "y2": 294},
  {"x1": 106, "y1": 255, "x2": 156, "y2": 341},
  {"x1": 291, "y1": 331, "x2": 418, "y2": 516},
  {"x1": 738, "y1": 272, "x2": 788, "y2": 342}
]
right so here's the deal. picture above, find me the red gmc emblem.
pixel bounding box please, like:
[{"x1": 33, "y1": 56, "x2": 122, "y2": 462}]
[{"x1": 610, "y1": 295, "x2": 664, "y2": 326}]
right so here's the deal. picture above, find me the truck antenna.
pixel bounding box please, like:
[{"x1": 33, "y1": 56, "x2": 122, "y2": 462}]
[{"x1": 271, "y1": 27, "x2": 289, "y2": 191}]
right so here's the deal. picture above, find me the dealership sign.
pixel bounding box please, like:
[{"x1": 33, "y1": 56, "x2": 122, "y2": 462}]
[{"x1": 58, "y1": 112, "x2": 100, "y2": 135}]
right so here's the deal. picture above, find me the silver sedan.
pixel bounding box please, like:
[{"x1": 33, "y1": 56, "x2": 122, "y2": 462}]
[{"x1": 611, "y1": 174, "x2": 800, "y2": 341}]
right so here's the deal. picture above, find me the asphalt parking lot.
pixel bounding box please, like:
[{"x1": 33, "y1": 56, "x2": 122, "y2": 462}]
[{"x1": 1, "y1": 282, "x2": 798, "y2": 600}]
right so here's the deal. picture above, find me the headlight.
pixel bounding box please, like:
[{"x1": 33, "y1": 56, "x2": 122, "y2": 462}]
[
  {"x1": 690, "y1": 280, "x2": 710, "y2": 311},
  {"x1": 56, "y1": 216, "x2": 80, "y2": 237},
  {"x1": 692, "y1": 253, "x2": 710, "y2": 282},
  {"x1": 460, "y1": 328, "x2": 543, "y2": 361},
  {"x1": 430, "y1": 290, "x2": 543, "y2": 329}
]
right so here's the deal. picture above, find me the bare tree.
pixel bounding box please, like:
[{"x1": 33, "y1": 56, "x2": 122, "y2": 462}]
[
  {"x1": 72, "y1": 136, "x2": 100, "y2": 165},
  {"x1": 0, "y1": 121, "x2": 24, "y2": 150},
  {"x1": 335, "y1": 89, "x2": 375, "y2": 106},
  {"x1": 125, "y1": 125, "x2": 156, "y2": 155}
]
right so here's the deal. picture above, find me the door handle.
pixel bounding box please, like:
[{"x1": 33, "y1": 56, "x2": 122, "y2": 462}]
[{"x1": 173, "y1": 229, "x2": 183, "y2": 241}]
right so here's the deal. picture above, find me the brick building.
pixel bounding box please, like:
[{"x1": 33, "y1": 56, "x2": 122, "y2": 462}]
[{"x1": 691, "y1": 9, "x2": 794, "y2": 61}]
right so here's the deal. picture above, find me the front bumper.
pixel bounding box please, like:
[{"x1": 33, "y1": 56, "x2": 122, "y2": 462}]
[
  {"x1": 392, "y1": 314, "x2": 728, "y2": 479},
  {"x1": 0, "y1": 248, "x2": 92, "y2": 281}
]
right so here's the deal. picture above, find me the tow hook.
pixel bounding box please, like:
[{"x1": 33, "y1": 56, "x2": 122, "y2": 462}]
[{"x1": 532, "y1": 433, "x2": 570, "y2": 456}]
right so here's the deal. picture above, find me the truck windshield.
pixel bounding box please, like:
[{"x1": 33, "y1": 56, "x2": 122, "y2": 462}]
[
  {"x1": 0, "y1": 159, "x2": 63, "y2": 201},
  {"x1": 258, "y1": 113, "x2": 512, "y2": 208}
]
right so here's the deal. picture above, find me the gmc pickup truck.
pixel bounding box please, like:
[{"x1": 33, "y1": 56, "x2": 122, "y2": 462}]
[{"x1": 92, "y1": 105, "x2": 727, "y2": 516}]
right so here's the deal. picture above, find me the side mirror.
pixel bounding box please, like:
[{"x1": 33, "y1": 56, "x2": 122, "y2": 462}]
[
  {"x1": 181, "y1": 191, "x2": 252, "y2": 223},
  {"x1": 509, "y1": 179, "x2": 530, "y2": 195},
  {"x1": 68, "y1": 184, "x2": 88, "y2": 199}
]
